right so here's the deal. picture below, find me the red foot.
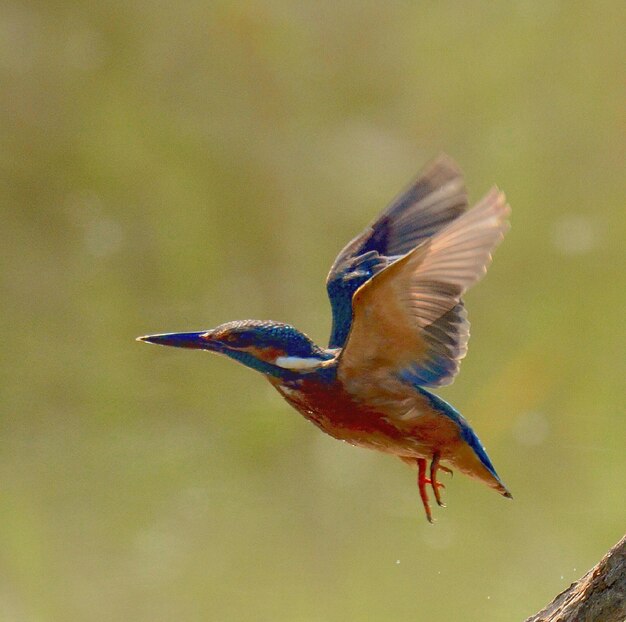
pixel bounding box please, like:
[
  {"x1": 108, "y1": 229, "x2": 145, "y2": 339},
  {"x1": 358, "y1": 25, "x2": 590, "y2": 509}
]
[
  {"x1": 417, "y1": 453, "x2": 453, "y2": 523},
  {"x1": 430, "y1": 452, "x2": 447, "y2": 507},
  {"x1": 417, "y1": 458, "x2": 433, "y2": 523}
]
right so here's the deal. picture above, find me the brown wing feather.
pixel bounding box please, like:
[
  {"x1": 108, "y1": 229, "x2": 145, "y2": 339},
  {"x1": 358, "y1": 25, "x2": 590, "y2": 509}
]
[
  {"x1": 325, "y1": 155, "x2": 469, "y2": 349},
  {"x1": 338, "y1": 188, "x2": 510, "y2": 388}
]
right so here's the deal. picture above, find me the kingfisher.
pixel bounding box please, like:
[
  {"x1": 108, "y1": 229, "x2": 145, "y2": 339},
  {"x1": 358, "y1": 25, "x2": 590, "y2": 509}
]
[{"x1": 138, "y1": 155, "x2": 512, "y2": 522}]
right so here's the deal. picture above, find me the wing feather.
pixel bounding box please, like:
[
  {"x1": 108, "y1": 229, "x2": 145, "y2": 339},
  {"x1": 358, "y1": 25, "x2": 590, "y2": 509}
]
[
  {"x1": 326, "y1": 154, "x2": 468, "y2": 348},
  {"x1": 338, "y1": 188, "x2": 510, "y2": 388}
]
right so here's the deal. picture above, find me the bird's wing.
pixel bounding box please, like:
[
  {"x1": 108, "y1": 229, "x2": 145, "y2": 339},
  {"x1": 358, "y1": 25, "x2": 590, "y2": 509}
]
[
  {"x1": 337, "y1": 188, "x2": 510, "y2": 389},
  {"x1": 326, "y1": 154, "x2": 468, "y2": 349}
]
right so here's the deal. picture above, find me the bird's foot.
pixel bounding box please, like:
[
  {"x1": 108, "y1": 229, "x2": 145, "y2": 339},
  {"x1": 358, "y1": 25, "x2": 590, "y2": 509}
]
[
  {"x1": 417, "y1": 458, "x2": 434, "y2": 522},
  {"x1": 417, "y1": 454, "x2": 452, "y2": 522},
  {"x1": 430, "y1": 452, "x2": 449, "y2": 507}
]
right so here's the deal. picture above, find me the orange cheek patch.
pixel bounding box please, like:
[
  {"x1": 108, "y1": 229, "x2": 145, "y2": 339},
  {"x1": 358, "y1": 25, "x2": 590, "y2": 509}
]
[{"x1": 238, "y1": 345, "x2": 287, "y2": 363}]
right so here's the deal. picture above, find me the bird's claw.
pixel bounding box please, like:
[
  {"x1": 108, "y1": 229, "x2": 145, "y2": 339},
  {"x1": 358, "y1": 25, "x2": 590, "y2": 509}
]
[{"x1": 417, "y1": 453, "x2": 452, "y2": 521}]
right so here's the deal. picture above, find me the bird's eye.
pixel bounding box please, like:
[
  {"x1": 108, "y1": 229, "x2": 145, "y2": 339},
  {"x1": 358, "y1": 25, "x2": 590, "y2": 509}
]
[{"x1": 222, "y1": 333, "x2": 239, "y2": 343}]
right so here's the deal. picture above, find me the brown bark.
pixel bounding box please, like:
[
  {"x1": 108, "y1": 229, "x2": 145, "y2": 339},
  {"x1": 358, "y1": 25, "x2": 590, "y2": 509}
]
[{"x1": 525, "y1": 534, "x2": 626, "y2": 622}]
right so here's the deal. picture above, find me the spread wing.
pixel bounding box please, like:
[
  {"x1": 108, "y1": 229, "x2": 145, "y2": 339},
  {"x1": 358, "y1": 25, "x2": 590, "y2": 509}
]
[
  {"x1": 337, "y1": 188, "x2": 510, "y2": 389},
  {"x1": 326, "y1": 154, "x2": 468, "y2": 349}
]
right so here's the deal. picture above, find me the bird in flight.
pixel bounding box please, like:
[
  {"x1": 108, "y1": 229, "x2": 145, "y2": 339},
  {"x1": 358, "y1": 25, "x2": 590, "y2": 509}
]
[{"x1": 138, "y1": 155, "x2": 512, "y2": 522}]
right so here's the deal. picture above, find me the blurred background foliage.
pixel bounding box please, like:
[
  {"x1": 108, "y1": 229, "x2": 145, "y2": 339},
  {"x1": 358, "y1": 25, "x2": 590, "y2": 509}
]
[{"x1": 1, "y1": 1, "x2": 624, "y2": 620}]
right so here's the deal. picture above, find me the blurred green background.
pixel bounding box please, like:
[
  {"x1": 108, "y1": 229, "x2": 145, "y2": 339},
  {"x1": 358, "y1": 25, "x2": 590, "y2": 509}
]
[{"x1": 2, "y1": 1, "x2": 624, "y2": 620}]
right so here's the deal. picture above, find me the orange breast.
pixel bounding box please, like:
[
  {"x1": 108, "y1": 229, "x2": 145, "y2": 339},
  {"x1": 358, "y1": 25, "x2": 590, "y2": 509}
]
[
  {"x1": 270, "y1": 377, "x2": 505, "y2": 492},
  {"x1": 270, "y1": 376, "x2": 461, "y2": 458}
]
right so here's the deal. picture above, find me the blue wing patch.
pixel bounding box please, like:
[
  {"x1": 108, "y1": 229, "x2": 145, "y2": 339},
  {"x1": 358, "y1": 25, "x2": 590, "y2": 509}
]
[
  {"x1": 398, "y1": 303, "x2": 469, "y2": 388},
  {"x1": 327, "y1": 251, "x2": 391, "y2": 348}
]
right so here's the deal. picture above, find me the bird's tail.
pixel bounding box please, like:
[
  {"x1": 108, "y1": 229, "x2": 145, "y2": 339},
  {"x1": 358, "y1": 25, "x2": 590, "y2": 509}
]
[{"x1": 448, "y1": 436, "x2": 512, "y2": 498}]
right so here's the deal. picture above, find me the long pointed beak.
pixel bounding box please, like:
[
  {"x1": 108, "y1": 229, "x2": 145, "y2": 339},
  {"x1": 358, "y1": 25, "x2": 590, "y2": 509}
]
[{"x1": 136, "y1": 331, "x2": 216, "y2": 350}]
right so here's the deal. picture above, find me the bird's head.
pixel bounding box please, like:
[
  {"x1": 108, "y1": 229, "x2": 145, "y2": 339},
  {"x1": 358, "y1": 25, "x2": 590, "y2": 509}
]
[{"x1": 138, "y1": 320, "x2": 335, "y2": 379}]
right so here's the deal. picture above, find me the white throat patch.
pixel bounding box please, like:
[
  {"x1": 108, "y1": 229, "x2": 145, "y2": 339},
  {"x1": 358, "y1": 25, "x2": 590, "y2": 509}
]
[{"x1": 274, "y1": 356, "x2": 325, "y2": 370}]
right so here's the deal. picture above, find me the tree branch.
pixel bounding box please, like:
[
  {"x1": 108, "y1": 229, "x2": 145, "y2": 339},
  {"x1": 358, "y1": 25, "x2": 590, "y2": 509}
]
[{"x1": 525, "y1": 534, "x2": 626, "y2": 622}]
